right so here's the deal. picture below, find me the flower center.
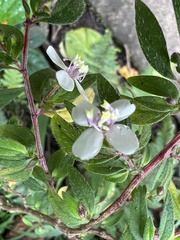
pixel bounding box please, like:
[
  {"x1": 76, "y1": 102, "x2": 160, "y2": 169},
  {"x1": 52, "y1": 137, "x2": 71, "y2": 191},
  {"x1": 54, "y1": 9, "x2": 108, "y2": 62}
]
[
  {"x1": 66, "y1": 55, "x2": 88, "y2": 82},
  {"x1": 86, "y1": 101, "x2": 119, "y2": 132}
]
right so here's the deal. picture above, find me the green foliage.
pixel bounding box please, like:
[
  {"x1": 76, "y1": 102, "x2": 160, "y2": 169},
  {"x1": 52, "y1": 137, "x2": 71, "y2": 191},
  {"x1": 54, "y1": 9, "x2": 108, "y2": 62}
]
[
  {"x1": 0, "y1": 66, "x2": 23, "y2": 88},
  {"x1": 128, "y1": 76, "x2": 179, "y2": 99},
  {"x1": 0, "y1": 87, "x2": 24, "y2": 108},
  {"x1": 135, "y1": 0, "x2": 174, "y2": 79},
  {"x1": 0, "y1": 0, "x2": 25, "y2": 26},
  {"x1": 42, "y1": 0, "x2": 85, "y2": 25},
  {"x1": 63, "y1": 28, "x2": 119, "y2": 84},
  {"x1": 129, "y1": 186, "x2": 148, "y2": 239},
  {"x1": 159, "y1": 192, "x2": 174, "y2": 240},
  {"x1": 68, "y1": 166, "x2": 95, "y2": 216},
  {"x1": 0, "y1": 24, "x2": 24, "y2": 60}
]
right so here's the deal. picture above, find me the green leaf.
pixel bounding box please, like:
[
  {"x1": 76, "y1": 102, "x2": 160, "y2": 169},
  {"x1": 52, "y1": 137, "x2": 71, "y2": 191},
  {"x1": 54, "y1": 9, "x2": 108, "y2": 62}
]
[
  {"x1": 29, "y1": 68, "x2": 56, "y2": 103},
  {"x1": 0, "y1": 155, "x2": 27, "y2": 168},
  {"x1": 32, "y1": 166, "x2": 47, "y2": 184},
  {"x1": 0, "y1": 52, "x2": 14, "y2": 67},
  {"x1": 0, "y1": 163, "x2": 33, "y2": 182},
  {"x1": 159, "y1": 192, "x2": 174, "y2": 240},
  {"x1": 0, "y1": 24, "x2": 24, "y2": 58},
  {"x1": 48, "y1": 188, "x2": 87, "y2": 227},
  {"x1": 0, "y1": 137, "x2": 27, "y2": 156},
  {"x1": 42, "y1": 0, "x2": 85, "y2": 24},
  {"x1": 85, "y1": 157, "x2": 127, "y2": 176},
  {"x1": 171, "y1": 52, "x2": 180, "y2": 73},
  {"x1": 0, "y1": 125, "x2": 35, "y2": 149},
  {"x1": 172, "y1": 0, "x2": 180, "y2": 37},
  {"x1": 128, "y1": 76, "x2": 179, "y2": 99},
  {"x1": 50, "y1": 114, "x2": 79, "y2": 154},
  {"x1": 105, "y1": 170, "x2": 129, "y2": 183},
  {"x1": 139, "y1": 145, "x2": 151, "y2": 167},
  {"x1": 121, "y1": 228, "x2": 135, "y2": 240},
  {"x1": 23, "y1": 177, "x2": 45, "y2": 192},
  {"x1": 143, "y1": 217, "x2": 155, "y2": 240},
  {"x1": 168, "y1": 181, "x2": 180, "y2": 220},
  {"x1": 133, "y1": 96, "x2": 176, "y2": 112},
  {"x1": 27, "y1": 48, "x2": 49, "y2": 75},
  {"x1": 0, "y1": 0, "x2": 26, "y2": 26},
  {"x1": 137, "y1": 125, "x2": 151, "y2": 149},
  {"x1": 102, "y1": 210, "x2": 124, "y2": 228},
  {"x1": 135, "y1": 0, "x2": 174, "y2": 79},
  {"x1": 0, "y1": 87, "x2": 24, "y2": 109},
  {"x1": 130, "y1": 104, "x2": 169, "y2": 125},
  {"x1": 47, "y1": 149, "x2": 74, "y2": 180},
  {"x1": 29, "y1": 26, "x2": 48, "y2": 48},
  {"x1": 0, "y1": 66, "x2": 23, "y2": 88},
  {"x1": 97, "y1": 74, "x2": 120, "y2": 103},
  {"x1": 68, "y1": 166, "x2": 95, "y2": 216},
  {"x1": 129, "y1": 186, "x2": 148, "y2": 240}
]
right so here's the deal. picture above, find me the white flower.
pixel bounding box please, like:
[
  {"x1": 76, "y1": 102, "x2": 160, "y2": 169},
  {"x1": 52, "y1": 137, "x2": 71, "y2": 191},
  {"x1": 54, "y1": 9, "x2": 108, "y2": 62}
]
[
  {"x1": 46, "y1": 46, "x2": 89, "y2": 101},
  {"x1": 72, "y1": 99, "x2": 139, "y2": 160}
]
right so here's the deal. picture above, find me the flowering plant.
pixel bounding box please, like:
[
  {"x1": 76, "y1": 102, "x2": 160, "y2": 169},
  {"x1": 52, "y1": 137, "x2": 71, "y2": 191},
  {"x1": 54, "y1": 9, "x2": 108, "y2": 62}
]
[{"x1": 0, "y1": 0, "x2": 180, "y2": 239}]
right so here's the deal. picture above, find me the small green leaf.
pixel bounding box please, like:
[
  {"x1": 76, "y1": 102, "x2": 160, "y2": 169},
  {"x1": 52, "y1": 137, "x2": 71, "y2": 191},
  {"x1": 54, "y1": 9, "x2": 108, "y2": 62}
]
[
  {"x1": 0, "y1": 125, "x2": 35, "y2": 149},
  {"x1": 97, "y1": 74, "x2": 120, "y2": 103},
  {"x1": 121, "y1": 228, "x2": 135, "y2": 240},
  {"x1": 51, "y1": 114, "x2": 79, "y2": 154},
  {"x1": 48, "y1": 188, "x2": 87, "y2": 227},
  {"x1": 68, "y1": 166, "x2": 95, "y2": 216},
  {"x1": 135, "y1": 0, "x2": 174, "y2": 78},
  {"x1": 130, "y1": 186, "x2": 148, "y2": 240},
  {"x1": 105, "y1": 170, "x2": 129, "y2": 183},
  {"x1": 172, "y1": 0, "x2": 180, "y2": 37},
  {"x1": 138, "y1": 124, "x2": 151, "y2": 149},
  {"x1": 0, "y1": 88, "x2": 24, "y2": 108},
  {"x1": 0, "y1": 52, "x2": 14, "y2": 67},
  {"x1": 171, "y1": 52, "x2": 180, "y2": 73},
  {"x1": 139, "y1": 145, "x2": 151, "y2": 167},
  {"x1": 29, "y1": 68, "x2": 56, "y2": 103},
  {"x1": 159, "y1": 192, "x2": 174, "y2": 240},
  {"x1": 32, "y1": 166, "x2": 47, "y2": 184},
  {"x1": 133, "y1": 96, "x2": 176, "y2": 112},
  {"x1": 0, "y1": 24, "x2": 24, "y2": 58},
  {"x1": 102, "y1": 210, "x2": 124, "y2": 228},
  {"x1": 168, "y1": 181, "x2": 180, "y2": 220},
  {"x1": 42, "y1": 0, "x2": 85, "y2": 25},
  {"x1": 128, "y1": 76, "x2": 179, "y2": 99},
  {"x1": 143, "y1": 217, "x2": 155, "y2": 240},
  {"x1": 47, "y1": 149, "x2": 74, "y2": 180}
]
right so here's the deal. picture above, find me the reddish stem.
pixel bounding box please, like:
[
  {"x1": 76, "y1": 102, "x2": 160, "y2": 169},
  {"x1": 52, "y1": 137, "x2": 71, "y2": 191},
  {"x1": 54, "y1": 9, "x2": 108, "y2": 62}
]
[{"x1": 21, "y1": 18, "x2": 53, "y2": 188}]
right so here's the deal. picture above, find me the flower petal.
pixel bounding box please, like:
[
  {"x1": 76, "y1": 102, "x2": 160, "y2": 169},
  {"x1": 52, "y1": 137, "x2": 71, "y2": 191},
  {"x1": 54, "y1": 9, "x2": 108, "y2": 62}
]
[
  {"x1": 56, "y1": 70, "x2": 74, "y2": 91},
  {"x1": 111, "y1": 99, "x2": 135, "y2": 121},
  {"x1": 74, "y1": 79, "x2": 89, "y2": 101},
  {"x1": 106, "y1": 124, "x2": 139, "y2": 155},
  {"x1": 72, "y1": 128, "x2": 103, "y2": 160},
  {"x1": 72, "y1": 101, "x2": 100, "y2": 126},
  {"x1": 46, "y1": 46, "x2": 67, "y2": 70}
]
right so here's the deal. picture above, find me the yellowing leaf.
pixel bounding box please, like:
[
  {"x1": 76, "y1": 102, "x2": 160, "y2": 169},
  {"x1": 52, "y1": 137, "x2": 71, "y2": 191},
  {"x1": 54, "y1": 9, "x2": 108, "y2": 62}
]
[
  {"x1": 119, "y1": 65, "x2": 139, "y2": 79},
  {"x1": 58, "y1": 186, "x2": 68, "y2": 199}
]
